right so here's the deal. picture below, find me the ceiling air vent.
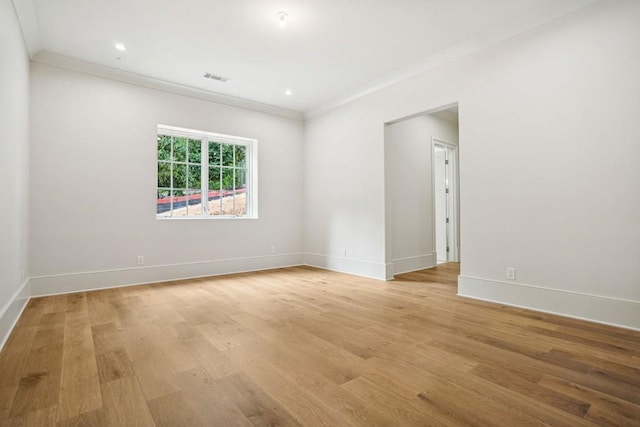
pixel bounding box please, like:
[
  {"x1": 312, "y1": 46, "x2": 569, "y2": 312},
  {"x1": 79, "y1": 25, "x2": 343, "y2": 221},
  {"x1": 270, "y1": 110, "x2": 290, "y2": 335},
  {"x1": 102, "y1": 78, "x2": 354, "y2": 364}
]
[{"x1": 203, "y1": 72, "x2": 230, "y2": 83}]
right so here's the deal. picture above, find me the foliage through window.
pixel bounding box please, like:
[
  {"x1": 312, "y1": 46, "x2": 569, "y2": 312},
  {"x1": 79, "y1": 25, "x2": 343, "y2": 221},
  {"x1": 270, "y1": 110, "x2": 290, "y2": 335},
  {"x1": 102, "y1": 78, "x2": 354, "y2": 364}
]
[{"x1": 156, "y1": 125, "x2": 257, "y2": 218}]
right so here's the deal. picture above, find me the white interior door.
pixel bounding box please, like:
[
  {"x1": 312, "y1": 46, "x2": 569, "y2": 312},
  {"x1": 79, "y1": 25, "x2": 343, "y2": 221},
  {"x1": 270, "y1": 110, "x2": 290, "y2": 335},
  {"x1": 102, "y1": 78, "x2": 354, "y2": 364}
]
[{"x1": 434, "y1": 147, "x2": 447, "y2": 262}]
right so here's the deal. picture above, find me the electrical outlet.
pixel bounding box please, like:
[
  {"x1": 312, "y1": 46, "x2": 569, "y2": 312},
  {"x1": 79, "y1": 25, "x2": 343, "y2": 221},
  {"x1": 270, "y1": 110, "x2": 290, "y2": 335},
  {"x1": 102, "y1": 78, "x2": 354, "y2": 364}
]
[
  {"x1": 270, "y1": 246, "x2": 276, "y2": 254},
  {"x1": 21, "y1": 270, "x2": 26, "y2": 281},
  {"x1": 341, "y1": 248, "x2": 347, "y2": 257},
  {"x1": 137, "y1": 256, "x2": 144, "y2": 266},
  {"x1": 506, "y1": 267, "x2": 516, "y2": 280}
]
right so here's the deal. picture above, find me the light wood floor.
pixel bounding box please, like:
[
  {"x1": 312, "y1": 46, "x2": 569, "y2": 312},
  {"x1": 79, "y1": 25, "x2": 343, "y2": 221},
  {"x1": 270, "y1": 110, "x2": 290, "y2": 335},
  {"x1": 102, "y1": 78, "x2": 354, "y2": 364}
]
[{"x1": 1, "y1": 264, "x2": 639, "y2": 426}]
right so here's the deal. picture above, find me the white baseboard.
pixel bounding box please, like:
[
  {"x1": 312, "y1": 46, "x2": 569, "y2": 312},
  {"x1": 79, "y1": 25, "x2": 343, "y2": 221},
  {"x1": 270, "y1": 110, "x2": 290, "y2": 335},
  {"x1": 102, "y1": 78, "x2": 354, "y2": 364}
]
[
  {"x1": 392, "y1": 253, "x2": 436, "y2": 276},
  {"x1": 30, "y1": 253, "x2": 304, "y2": 297},
  {"x1": 304, "y1": 253, "x2": 388, "y2": 281},
  {"x1": 458, "y1": 275, "x2": 640, "y2": 331},
  {"x1": 0, "y1": 278, "x2": 31, "y2": 352}
]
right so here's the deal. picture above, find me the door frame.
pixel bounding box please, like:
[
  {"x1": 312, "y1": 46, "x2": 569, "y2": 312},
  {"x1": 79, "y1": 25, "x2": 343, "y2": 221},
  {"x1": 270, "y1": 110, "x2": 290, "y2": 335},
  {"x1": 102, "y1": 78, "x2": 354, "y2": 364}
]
[{"x1": 431, "y1": 137, "x2": 460, "y2": 262}]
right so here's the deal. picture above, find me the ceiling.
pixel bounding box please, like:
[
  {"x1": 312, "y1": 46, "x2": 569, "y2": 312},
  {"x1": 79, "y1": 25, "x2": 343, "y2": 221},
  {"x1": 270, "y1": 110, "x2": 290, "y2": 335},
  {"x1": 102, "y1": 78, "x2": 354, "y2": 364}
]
[{"x1": 14, "y1": 0, "x2": 597, "y2": 116}]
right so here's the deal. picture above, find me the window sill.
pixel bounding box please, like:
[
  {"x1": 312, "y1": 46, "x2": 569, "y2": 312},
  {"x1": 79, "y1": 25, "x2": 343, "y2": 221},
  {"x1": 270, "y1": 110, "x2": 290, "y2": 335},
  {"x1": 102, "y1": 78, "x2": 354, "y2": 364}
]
[{"x1": 156, "y1": 215, "x2": 258, "y2": 220}]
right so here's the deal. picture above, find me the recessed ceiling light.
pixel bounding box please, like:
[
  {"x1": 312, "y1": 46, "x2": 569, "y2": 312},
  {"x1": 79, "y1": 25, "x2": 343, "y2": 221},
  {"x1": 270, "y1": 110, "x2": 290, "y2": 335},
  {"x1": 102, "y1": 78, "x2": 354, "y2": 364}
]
[
  {"x1": 285, "y1": 89, "x2": 293, "y2": 96},
  {"x1": 276, "y1": 11, "x2": 288, "y2": 28},
  {"x1": 115, "y1": 43, "x2": 126, "y2": 51}
]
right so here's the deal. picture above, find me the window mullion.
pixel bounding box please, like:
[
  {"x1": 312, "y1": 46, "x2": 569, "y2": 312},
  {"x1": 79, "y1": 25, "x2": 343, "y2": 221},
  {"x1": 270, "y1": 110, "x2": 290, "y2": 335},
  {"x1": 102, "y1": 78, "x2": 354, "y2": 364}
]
[
  {"x1": 201, "y1": 138, "x2": 208, "y2": 216},
  {"x1": 170, "y1": 137, "x2": 174, "y2": 217},
  {"x1": 219, "y1": 144, "x2": 223, "y2": 215},
  {"x1": 234, "y1": 167, "x2": 237, "y2": 216}
]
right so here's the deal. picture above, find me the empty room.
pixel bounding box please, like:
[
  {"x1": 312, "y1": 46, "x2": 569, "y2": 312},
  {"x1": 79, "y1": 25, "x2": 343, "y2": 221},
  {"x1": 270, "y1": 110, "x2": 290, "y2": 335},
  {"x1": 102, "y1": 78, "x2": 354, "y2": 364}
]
[{"x1": 1, "y1": 0, "x2": 639, "y2": 425}]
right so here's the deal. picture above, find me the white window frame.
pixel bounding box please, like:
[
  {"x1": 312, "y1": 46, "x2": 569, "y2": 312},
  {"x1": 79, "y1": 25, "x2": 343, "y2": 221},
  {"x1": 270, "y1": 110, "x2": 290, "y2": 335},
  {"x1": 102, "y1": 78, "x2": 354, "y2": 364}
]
[{"x1": 156, "y1": 124, "x2": 258, "y2": 219}]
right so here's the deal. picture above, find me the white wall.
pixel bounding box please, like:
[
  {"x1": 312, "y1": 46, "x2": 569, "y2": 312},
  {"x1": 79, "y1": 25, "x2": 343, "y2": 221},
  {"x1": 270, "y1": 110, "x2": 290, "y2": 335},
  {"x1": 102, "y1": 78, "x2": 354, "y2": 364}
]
[
  {"x1": 29, "y1": 63, "x2": 304, "y2": 295},
  {"x1": 385, "y1": 114, "x2": 458, "y2": 275},
  {"x1": 304, "y1": 1, "x2": 640, "y2": 329},
  {"x1": 0, "y1": 0, "x2": 30, "y2": 346}
]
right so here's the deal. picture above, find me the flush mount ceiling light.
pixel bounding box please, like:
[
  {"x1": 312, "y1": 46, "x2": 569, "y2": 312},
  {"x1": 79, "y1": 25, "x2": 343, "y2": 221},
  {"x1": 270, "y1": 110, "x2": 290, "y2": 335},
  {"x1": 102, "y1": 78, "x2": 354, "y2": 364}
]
[
  {"x1": 285, "y1": 89, "x2": 292, "y2": 96},
  {"x1": 115, "y1": 42, "x2": 126, "y2": 51},
  {"x1": 276, "y1": 11, "x2": 288, "y2": 28}
]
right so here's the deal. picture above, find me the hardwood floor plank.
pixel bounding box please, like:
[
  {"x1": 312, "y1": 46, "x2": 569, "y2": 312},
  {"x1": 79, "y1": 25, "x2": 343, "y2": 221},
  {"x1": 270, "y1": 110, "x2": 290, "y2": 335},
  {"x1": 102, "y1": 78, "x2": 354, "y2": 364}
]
[
  {"x1": 56, "y1": 317, "x2": 102, "y2": 423},
  {"x1": 541, "y1": 348, "x2": 640, "y2": 386},
  {"x1": 231, "y1": 312, "x2": 365, "y2": 385},
  {"x1": 152, "y1": 330, "x2": 201, "y2": 373},
  {"x1": 39, "y1": 312, "x2": 66, "y2": 326},
  {"x1": 1, "y1": 327, "x2": 37, "y2": 354},
  {"x1": 55, "y1": 409, "x2": 106, "y2": 427},
  {"x1": 43, "y1": 295, "x2": 68, "y2": 314},
  {"x1": 95, "y1": 350, "x2": 133, "y2": 384},
  {"x1": 0, "y1": 350, "x2": 31, "y2": 388},
  {"x1": 0, "y1": 386, "x2": 18, "y2": 420},
  {"x1": 428, "y1": 332, "x2": 640, "y2": 405},
  {"x1": 0, "y1": 263, "x2": 638, "y2": 426},
  {"x1": 586, "y1": 404, "x2": 640, "y2": 427},
  {"x1": 227, "y1": 340, "x2": 386, "y2": 426},
  {"x1": 9, "y1": 343, "x2": 63, "y2": 417},
  {"x1": 341, "y1": 373, "x2": 455, "y2": 426},
  {"x1": 101, "y1": 376, "x2": 155, "y2": 426},
  {"x1": 31, "y1": 323, "x2": 65, "y2": 351},
  {"x1": 195, "y1": 321, "x2": 261, "y2": 352},
  {"x1": 226, "y1": 345, "x2": 349, "y2": 426},
  {"x1": 215, "y1": 372, "x2": 302, "y2": 427},
  {"x1": 417, "y1": 374, "x2": 595, "y2": 427},
  {"x1": 12, "y1": 298, "x2": 46, "y2": 329},
  {"x1": 538, "y1": 375, "x2": 640, "y2": 425},
  {"x1": 3, "y1": 405, "x2": 57, "y2": 426},
  {"x1": 119, "y1": 324, "x2": 162, "y2": 362},
  {"x1": 181, "y1": 333, "x2": 240, "y2": 380},
  {"x1": 169, "y1": 321, "x2": 196, "y2": 341},
  {"x1": 469, "y1": 363, "x2": 590, "y2": 416},
  {"x1": 130, "y1": 356, "x2": 181, "y2": 401},
  {"x1": 85, "y1": 292, "x2": 119, "y2": 326},
  {"x1": 90, "y1": 323, "x2": 124, "y2": 356},
  {"x1": 174, "y1": 367, "x2": 253, "y2": 427},
  {"x1": 294, "y1": 314, "x2": 388, "y2": 359},
  {"x1": 147, "y1": 391, "x2": 206, "y2": 427}
]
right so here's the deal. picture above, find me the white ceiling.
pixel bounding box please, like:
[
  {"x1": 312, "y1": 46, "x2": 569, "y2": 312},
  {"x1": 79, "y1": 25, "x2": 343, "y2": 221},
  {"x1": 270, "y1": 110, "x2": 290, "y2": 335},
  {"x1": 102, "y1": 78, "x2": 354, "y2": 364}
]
[{"x1": 15, "y1": 0, "x2": 597, "y2": 116}]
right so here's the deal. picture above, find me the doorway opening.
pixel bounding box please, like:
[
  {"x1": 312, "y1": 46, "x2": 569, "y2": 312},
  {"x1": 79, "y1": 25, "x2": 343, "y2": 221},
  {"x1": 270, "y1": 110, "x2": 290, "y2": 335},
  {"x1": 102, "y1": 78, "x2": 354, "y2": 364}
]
[{"x1": 383, "y1": 103, "x2": 460, "y2": 279}]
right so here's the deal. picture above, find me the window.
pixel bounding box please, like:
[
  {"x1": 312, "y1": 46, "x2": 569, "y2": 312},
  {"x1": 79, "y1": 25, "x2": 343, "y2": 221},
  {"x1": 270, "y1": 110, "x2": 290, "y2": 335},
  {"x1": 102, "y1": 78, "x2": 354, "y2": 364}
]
[{"x1": 156, "y1": 125, "x2": 257, "y2": 218}]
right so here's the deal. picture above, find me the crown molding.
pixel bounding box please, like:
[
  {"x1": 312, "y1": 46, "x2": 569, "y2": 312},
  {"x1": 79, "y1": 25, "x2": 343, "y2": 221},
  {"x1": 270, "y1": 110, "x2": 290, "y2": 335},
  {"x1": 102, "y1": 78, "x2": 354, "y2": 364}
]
[
  {"x1": 11, "y1": 0, "x2": 41, "y2": 57},
  {"x1": 304, "y1": 0, "x2": 600, "y2": 119},
  {"x1": 32, "y1": 52, "x2": 303, "y2": 120},
  {"x1": 12, "y1": 0, "x2": 301, "y2": 119},
  {"x1": 15, "y1": 0, "x2": 598, "y2": 121}
]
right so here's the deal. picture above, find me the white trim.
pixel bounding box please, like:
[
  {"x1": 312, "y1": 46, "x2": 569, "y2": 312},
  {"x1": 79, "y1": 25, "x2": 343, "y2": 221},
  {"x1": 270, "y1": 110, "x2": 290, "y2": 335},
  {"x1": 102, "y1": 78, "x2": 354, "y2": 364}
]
[
  {"x1": 458, "y1": 275, "x2": 640, "y2": 331},
  {"x1": 157, "y1": 125, "x2": 256, "y2": 145},
  {"x1": 303, "y1": 253, "x2": 387, "y2": 281},
  {"x1": 385, "y1": 263, "x2": 395, "y2": 281},
  {"x1": 155, "y1": 215, "x2": 258, "y2": 221},
  {"x1": 19, "y1": 3, "x2": 598, "y2": 120},
  {"x1": 32, "y1": 51, "x2": 303, "y2": 120},
  {"x1": 0, "y1": 278, "x2": 31, "y2": 352},
  {"x1": 305, "y1": 0, "x2": 599, "y2": 118},
  {"x1": 30, "y1": 253, "x2": 304, "y2": 297},
  {"x1": 156, "y1": 125, "x2": 258, "y2": 219},
  {"x1": 392, "y1": 254, "x2": 435, "y2": 275}
]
